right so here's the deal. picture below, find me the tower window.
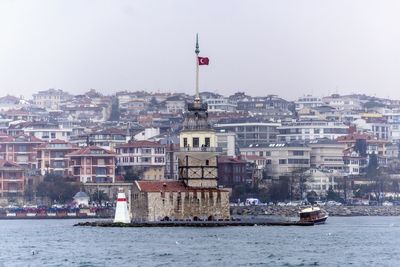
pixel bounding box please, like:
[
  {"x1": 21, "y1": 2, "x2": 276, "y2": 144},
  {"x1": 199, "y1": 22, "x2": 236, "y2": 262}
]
[
  {"x1": 205, "y1": 137, "x2": 210, "y2": 147},
  {"x1": 183, "y1": 138, "x2": 188, "y2": 147},
  {"x1": 205, "y1": 160, "x2": 209, "y2": 166},
  {"x1": 193, "y1": 138, "x2": 199, "y2": 148}
]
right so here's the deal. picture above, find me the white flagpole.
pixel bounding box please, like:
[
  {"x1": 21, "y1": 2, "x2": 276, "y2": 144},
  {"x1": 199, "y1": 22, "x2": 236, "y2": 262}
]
[{"x1": 195, "y1": 34, "x2": 200, "y2": 101}]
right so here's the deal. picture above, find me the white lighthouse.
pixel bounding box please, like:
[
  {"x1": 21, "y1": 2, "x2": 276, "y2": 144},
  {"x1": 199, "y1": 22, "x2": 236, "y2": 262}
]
[{"x1": 114, "y1": 190, "x2": 131, "y2": 223}]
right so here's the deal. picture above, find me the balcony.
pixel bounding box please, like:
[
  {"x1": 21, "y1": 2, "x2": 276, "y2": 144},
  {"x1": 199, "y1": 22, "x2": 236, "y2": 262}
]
[{"x1": 178, "y1": 147, "x2": 223, "y2": 153}]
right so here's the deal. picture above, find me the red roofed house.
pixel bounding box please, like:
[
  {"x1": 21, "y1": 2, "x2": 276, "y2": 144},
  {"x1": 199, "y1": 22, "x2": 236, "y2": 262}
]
[
  {"x1": 131, "y1": 97, "x2": 230, "y2": 222},
  {"x1": 337, "y1": 132, "x2": 388, "y2": 157},
  {"x1": 0, "y1": 160, "x2": 25, "y2": 198},
  {"x1": 66, "y1": 146, "x2": 116, "y2": 183},
  {"x1": 0, "y1": 134, "x2": 44, "y2": 170},
  {"x1": 217, "y1": 156, "x2": 248, "y2": 187},
  {"x1": 37, "y1": 139, "x2": 80, "y2": 176}
]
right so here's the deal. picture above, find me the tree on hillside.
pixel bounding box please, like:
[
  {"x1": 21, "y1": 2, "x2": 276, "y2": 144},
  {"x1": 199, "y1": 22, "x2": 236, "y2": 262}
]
[
  {"x1": 36, "y1": 173, "x2": 81, "y2": 204},
  {"x1": 268, "y1": 179, "x2": 290, "y2": 202},
  {"x1": 363, "y1": 100, "x2": 385, "y2": 110},
  {"x1": 326, "y1": 186, "x2": 342, "y2": 202},
  {"x1": 367, "y1": 153, "x2": 379, "y2": 177},
  {"x1": 109, "y1": 97, "x2": 120, "y2": 121},
  {"x1": 290, "y1": 168, "x2": 311, "y2": 200},
  {"x1": 306, "y1": 190, "x2": 318, "y2": 204},
  {"x1": 366, "y1": 153, "x2": 390, "y2": 204},
  {"x1": 355, "y1": 139, "x2": 367, "y2": 157},
  {"x1": 91, "y1": 189, "x2": 109, "y2": 204},
  {"x1": 149, "y1": 97, "x2": 158, "y2": 109},
  {"x1": 124, "y1": 168, "x2": 143, "y2": 181}
]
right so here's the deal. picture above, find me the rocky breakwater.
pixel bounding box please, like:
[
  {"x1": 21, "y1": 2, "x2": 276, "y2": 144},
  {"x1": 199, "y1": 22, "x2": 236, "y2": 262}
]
[{"x1": 231, "y1": 205, "x2": 400, "y2": 217}]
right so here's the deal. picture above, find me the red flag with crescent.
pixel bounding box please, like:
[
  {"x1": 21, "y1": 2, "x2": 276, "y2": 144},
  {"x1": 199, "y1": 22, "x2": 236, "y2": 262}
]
[{"x1": 198, "y1": 57, "x2": 209, "y2": 65}]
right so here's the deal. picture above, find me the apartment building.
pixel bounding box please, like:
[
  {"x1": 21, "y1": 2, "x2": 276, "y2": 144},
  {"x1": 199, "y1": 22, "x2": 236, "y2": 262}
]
[
  {"x1": 343, "y1": 152, "x2": 368, "y2": 176},
  {"x1": 215, "y1": 131, "x2": 237, "y2": 156},
  {"x1": 70, "y1": 128, "x2": 128, "y2": 151},
  {"x1": 217, "y1": 156, "x2": 249, "y2": 188},
  {"x1": 306, "y1": 168, "x2": 339, "y2": 197},
  {"x1": 214, "y1": 122, "x2": 280, "y2": 146},
  {"x1": 308, "y1": 139, "x2": 346, "y2": 171},
  {"x1": 295, "y1": 95, "x2": 324, "y2": 111},
  {"x1": 0, "y1": 160, "x2": 25, "y2": 198},
  {"x1": 165, "y1": 95, "x2": 187, "y2": 114},
  {"x1": 89, "y1": 128, "x2": 128, "y2": 151},
  {"x1": 240, "y1": 142, "x2": 311, "y2": 179},
  {"x1": 21, "y1": 122, "x2": 73, "y2": 142},
  {"x1": 277, "y1": 120, "x2": 348, "y2": 142},
  {"x1": 36, "y1": 140, "x2": 80, "y2": 176},
  {"x1": 337, "y1": 132, "x2": 388, "y2": 157},
  {"x1": 165, "y1": 144, "x2": 179, "y2": 180},
  {"x1": 322, "y1": 94, "x2": 362, "y2": 111},
  {"x1": 115, "y1": 140, "x2": 166, "y2": 180},
  {"x1": 0, "y1": 134, "x2": 43, "y2": 169},
  {"x1": 32, "y1": 88, "x2": 71, "y2": 110},
  {"x1": 66, "y1": 146, "x2": 116, "y2": 183},
  {"x1": 237, "y1": 96, "x2": 291, "y2": 112},
  {"x1": 205, "y1": 98, "x2": 237, "y2": 113}
]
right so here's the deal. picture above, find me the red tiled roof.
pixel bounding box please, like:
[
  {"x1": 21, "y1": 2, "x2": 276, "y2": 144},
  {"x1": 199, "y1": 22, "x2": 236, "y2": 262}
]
[
  {"x1": 337, "y1": 132, "x2": 375, "y2": 141},
  {"x1": 0, "y1": 134, "x2": 43, "y2": 143},
  {"x1": 0, "y1": 134, "x2": 14, "y2": 142},
  {"x1": 37, "y1": 139, "x2": 80, "y2": 149},
  {"x1": 0, "y1": 159, "x2": 22, "y2": 169},
  {"x1": 336, "y1": 133, "x2": 388, "y2": 144},
  {"x1": 66, "y1": 146, "x2": 116, "y2": 156},
  {"x1": 116, "y1": 140, "x2": 164, "y2": 148}
]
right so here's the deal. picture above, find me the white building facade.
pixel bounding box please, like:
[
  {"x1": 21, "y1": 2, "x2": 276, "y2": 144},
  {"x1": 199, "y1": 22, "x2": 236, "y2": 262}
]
[{"x1": 277, "y1": 120, "x2": 348, "y2": 142}]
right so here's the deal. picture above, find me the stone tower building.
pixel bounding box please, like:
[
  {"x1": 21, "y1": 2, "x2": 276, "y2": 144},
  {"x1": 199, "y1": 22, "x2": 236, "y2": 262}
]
[
  {"x1": 131, "y1": 36, "x2": 230, "y2": 222},
  {"x1": 178, "y1": 98, "x2": 219, "y2": 188},
  {"x1": 131, "y1": 97, "x2": 230, "y2": 222}
]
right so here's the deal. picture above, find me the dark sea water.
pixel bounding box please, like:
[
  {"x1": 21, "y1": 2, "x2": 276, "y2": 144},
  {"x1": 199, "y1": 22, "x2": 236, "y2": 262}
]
[{"x1": 0, "y1": 217, "x2": 399, "y2": 267}]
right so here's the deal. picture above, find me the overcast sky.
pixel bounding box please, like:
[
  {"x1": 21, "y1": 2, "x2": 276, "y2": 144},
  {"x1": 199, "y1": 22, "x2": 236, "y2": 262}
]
[{"x1": 1, "y1": 0, "x2": 400, "y2": 100}]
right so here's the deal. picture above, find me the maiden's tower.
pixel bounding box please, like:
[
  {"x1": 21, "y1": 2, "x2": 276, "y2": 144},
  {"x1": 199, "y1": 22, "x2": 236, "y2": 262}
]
[{"x1": 130, "y1": 36, "x2": 230, "y2": 222}]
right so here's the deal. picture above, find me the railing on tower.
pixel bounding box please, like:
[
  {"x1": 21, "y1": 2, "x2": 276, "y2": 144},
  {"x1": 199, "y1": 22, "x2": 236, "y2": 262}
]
[{"x1": 178, "y1": 147, "x2": 222, "y2": 153}]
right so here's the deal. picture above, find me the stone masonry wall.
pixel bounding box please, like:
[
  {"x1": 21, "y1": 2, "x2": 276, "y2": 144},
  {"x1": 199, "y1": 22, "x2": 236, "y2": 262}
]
[{"x1": 133, "y1": 190, "x2": 230, "y2": 221}]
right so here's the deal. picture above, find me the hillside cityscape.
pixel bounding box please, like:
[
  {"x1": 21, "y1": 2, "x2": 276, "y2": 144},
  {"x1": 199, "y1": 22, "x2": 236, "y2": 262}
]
[{"x1": 0, "y1": 88, "x2": 398, "y2": 209}]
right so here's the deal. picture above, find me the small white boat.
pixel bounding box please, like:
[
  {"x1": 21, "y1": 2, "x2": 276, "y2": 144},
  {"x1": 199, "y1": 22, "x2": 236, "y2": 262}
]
[{"x1": 299, "y1": 206, "x2": 328, "y2": 224}]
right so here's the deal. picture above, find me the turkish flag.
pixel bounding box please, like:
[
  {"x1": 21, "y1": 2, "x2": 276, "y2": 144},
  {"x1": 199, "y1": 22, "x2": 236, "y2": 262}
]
[{"x1": 198, "y1": 57, "x2": 209, "y2": 65}]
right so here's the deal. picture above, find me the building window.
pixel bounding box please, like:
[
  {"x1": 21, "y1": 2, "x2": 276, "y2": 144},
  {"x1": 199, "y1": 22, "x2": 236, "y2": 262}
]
[
  {"x1": 293, "y1": 151, "x2": 304, "y2": 156},
  {"x1": 205, "y1": 160, "x2": 209, "y2": 166},
  {"x1": 279, "y1": 159, "x2": 287, "y2": 164},
  {"x1": 183, "y1": 138, "x2": 188, "y2": 147},
  {"x1": 193, "y1": 138, "x2": 199, "y2": 148}
]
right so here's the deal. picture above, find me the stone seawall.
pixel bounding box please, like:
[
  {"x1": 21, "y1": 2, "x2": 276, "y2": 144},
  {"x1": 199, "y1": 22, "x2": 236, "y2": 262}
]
[{"x1": 231, "y1": 205, "x2": 400, "y2": 217}]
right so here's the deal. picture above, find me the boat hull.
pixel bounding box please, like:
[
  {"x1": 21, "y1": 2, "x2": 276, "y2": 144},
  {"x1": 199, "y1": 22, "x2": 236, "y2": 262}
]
[{"x1": 312, "y1": 215, "x2": 328, "y2": 224}]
